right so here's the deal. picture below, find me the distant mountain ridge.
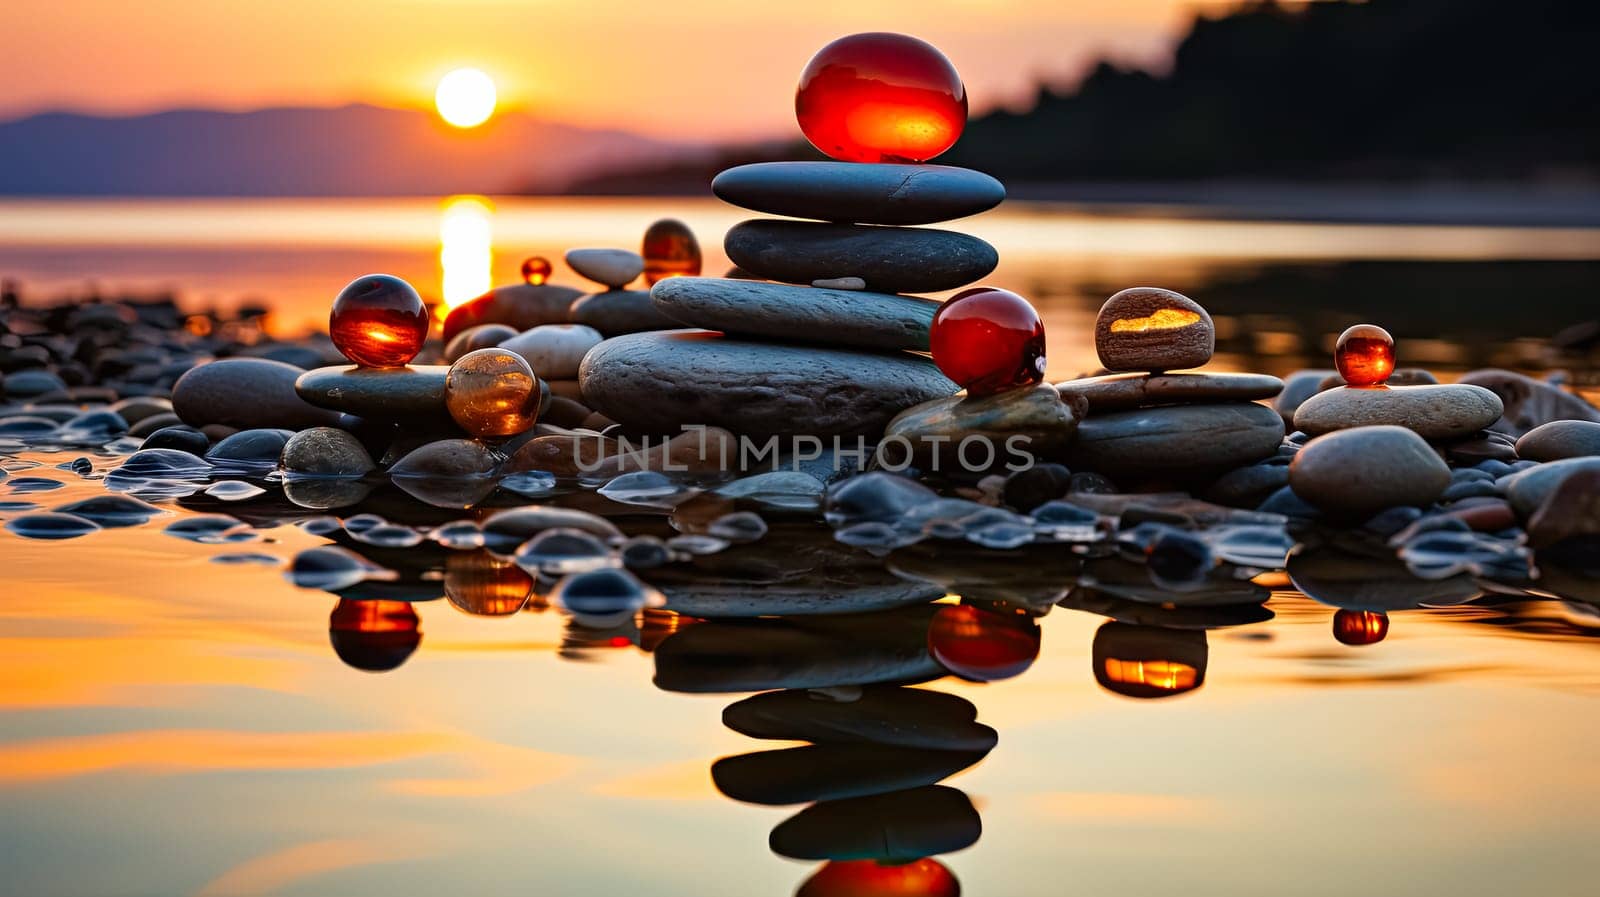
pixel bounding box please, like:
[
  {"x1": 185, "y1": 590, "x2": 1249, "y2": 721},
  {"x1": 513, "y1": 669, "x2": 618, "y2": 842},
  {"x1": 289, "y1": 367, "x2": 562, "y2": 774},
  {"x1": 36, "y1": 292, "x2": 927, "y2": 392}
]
[{"x1": 0, "y1": 103, "x2": 705, "y2": 196}]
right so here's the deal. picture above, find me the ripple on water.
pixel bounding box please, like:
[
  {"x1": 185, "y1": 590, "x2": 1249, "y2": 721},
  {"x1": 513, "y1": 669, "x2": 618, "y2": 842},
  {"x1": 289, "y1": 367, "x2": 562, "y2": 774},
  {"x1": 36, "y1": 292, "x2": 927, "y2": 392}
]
[
  {"x1": 163, "y1": 515, "x2": 256, "y2": 544},
  {"x1": 8, "y1": 477, "x2": 65, "y2": 494},
  {"x1": 5, "y1": 512, "x2": 101, "y2": 540},
  {"x1": 53, "y1": 495, "x2": 166, "y2": 528},
  {"x1": 351, "y1": 524, "x2": 425, "y2": 548},
  {"x1": 430, "y1": 520, "x2": 485, "y2": 550}
]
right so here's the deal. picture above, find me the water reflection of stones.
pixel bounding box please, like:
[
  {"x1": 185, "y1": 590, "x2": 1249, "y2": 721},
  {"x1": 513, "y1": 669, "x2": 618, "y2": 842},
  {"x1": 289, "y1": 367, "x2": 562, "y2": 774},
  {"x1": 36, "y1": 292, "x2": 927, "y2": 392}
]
[
  {"x1": 1287, "y1": 536, "x2": 1481, "y2": 611},
  {"x1": 644, "y1": 522, "x2": 943, "y2": 618},
  {"x1": 444, "y1": 550, "x2": 533, "y2": 616},
  {"x1": 328, "y1": 598, "x2": 421, "y2": 672},
  {"x1": 1092, "y1": 621, "x2": 1209, "y2": 699}
]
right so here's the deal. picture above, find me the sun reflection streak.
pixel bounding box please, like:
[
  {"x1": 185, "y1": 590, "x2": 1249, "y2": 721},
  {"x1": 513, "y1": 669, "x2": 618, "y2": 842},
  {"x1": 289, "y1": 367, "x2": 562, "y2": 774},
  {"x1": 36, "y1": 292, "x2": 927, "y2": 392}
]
[{"x1": 439, "y1": 195, "x2": 493, "y2": 309}]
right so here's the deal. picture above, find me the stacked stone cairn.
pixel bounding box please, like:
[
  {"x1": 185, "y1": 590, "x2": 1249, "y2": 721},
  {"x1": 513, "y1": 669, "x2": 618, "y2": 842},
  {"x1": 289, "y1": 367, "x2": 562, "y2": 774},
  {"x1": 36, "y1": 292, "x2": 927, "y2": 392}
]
[{"x1": 576, "y1": 162, "x2": 1021, "y2": 456}]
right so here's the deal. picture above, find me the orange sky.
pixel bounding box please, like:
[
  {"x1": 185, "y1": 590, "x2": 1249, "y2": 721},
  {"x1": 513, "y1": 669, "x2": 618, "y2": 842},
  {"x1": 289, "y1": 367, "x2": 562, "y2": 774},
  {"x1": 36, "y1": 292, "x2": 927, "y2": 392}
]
[{"x1": 0, "y1": 0, "x2": 1210, "y2": 140}]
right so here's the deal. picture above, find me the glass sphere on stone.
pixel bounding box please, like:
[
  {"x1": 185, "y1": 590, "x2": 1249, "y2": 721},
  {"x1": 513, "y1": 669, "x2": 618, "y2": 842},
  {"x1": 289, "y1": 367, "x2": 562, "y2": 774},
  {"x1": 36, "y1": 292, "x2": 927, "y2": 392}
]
[
  {"x1": 329, "y1": 274, "x2": 429, "y2": 368},
  {"x1": 444, "y1": 348, "x2": 541, "y2": 438},
  {"x1": 642, "y1": 219, "x2": 702, "y2": 285},
  {"x1": 521, "y1": 256, "x2": 552, "y2": 286},
  {"x1": 927, "y1": 603, "x2": 1041, "y2": 681},
  {"x1": 1335, "y1": 324, "x2": 1395, "y2": 387},
  {"x1": 929, "y1": 287, "x2": 1046, "y2": 396},
  {"x1": 795, "y1": 32, "x2": 967, "y2": 163}
]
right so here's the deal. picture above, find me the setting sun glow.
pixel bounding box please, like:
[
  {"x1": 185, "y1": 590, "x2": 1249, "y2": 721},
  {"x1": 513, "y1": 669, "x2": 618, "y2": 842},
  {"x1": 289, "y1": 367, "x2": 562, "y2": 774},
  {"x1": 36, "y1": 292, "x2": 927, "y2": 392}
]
[{"x1": 435, "y1": 68, "x2": 496, "y2": 128}]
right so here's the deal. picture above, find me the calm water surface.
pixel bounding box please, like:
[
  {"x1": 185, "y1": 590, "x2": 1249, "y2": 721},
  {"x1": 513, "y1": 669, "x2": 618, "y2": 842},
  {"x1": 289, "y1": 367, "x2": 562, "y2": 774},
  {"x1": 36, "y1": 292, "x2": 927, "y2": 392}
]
[{"x1": 1, "y1": 198, "x2": 1598, "y2": 896}]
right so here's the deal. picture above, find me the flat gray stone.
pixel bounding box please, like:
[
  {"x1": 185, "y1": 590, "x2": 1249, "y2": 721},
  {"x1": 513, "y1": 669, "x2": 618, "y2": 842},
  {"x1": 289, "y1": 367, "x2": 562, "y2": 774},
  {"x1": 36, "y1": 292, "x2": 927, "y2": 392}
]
[
  {"x1": 712, "y1": 161, "x2": 1004, "y2": 225},
  {"x1": 723, "y1": 686, "x2": 997, "y2": 750},
  {"x1": 1502, "y1": 457, "x2": 1600, "y2": 516},
  {"x1": 1515, "y1": 419, "x2": 1600, "y2": 461},
  {"x1": 440, "y1": 283, "x2": 582, "y2": 342},
  {"x1": 1459, "y1": 368, "x2": 1600, "y2": 437},
  {"x1": 651, "y1": 277, "x2": 938, "y2": 351},
  {"x1": 1294, "y1": 384, "x2": 1503, "y2": 440},
  {"x1": 1288, "y1": 425, "x2": 1450, "y2": 517},
  {"x1": 724, "y1": 219, "x2": 997, "y2": 294},
  {"x1": 173, "y1": 358, "x2": 341, "y2": 431},
  {"x1": 568, "y1": 289, "x2": 681, "y2": 335},
  {"x1": 579, "y1": 330, "x2": 957, "y2": 440},
  {"x1": 295, "y1": 365, "x2": 450, "y2": 422},
  {"x1": 1066, "y1": 402, "x2": 1285, "y2": 478},
  {"x1": 1055, "y1": 372, "x2": 1284, "y2": 412}
]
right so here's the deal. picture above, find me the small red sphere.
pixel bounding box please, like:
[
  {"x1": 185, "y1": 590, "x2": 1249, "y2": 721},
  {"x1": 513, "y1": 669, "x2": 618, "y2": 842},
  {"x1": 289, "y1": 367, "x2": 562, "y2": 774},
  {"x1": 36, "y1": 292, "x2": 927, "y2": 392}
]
[
  {"x1": 1334, "y1": 323, "x2": 1395, "y2": 387},
  {"x1": 642, "y1": 218, "x2": 702, "y2": 285},
  {"x1": 1333, "y1": 609, "x2": 1389, "y2": 646},
  {"x1": 930, "y1": 287, "x2": 1046, "y2": 396},
  {"x1": 798, "y1": 859, "x2": 960, "y2": 897},
  {"x1": 795, "y1": 32, "x2": 967, "y2": 163},
  {"x1": 329, "y1": 274, "x2": 429, "y2": 368},
  {"x1": 521, "y1": 256, "x2": 552, "y2": 286},
  {"x1": 928, "y1": 603, "x2": 1041, "y2": 681}
]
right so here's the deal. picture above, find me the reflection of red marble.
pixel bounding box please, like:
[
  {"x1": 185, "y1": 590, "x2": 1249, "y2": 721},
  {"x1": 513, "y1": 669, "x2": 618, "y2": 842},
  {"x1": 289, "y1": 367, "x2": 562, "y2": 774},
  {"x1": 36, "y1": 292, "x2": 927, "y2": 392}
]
[
  {"x1": 642, "y1": 219, "x2": 702, "y2": 285},
  {"x1": 928, "y1": 604, "x2": 1041, "y2": 681},
  {"x1": 930, "y1": 287, "x2": 1046, "y2": 396},
  {"x1": 1334, "y1": 323, "x2": 1395, "y2": 387},
  {"x1": 444, "y1": 551, "x2": 533, "y2": 616},
  {"x1": 798, "y1": 858, "x2": 960, "y2": 897},
  {"x1": 520, "y1": 256, "x2": 552, "y2": 285},
  {"x1": 329, "y1": 274, "x2": 429, "y2": 367},
  {"x1": 328, "y1": 599, "x2": 421, "y2": 672},
  {"x1": 1333, "y1": 609, "x2": 1389, "y2": 645},
  {"x1": 795, "y1": 33, "x2": 967, "y2": 163}
]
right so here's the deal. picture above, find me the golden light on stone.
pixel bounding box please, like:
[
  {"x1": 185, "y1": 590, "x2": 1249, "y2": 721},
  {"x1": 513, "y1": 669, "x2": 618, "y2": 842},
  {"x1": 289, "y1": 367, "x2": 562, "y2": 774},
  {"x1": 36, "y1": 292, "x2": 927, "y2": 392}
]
[
  {"x1": 1108, "y1": 308, "x2": 1203, "y2": 333},
  {"x1": 444, "y1": 348, "x2": 541, "y2": 438}
]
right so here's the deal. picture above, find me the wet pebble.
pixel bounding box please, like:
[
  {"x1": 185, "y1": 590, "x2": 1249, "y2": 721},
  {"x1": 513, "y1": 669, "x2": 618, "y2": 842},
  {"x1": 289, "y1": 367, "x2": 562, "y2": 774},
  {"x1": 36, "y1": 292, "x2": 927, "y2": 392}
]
[
  {"x1": 712, "y1": 471, "x2": 825, "y2": 513},
  {"x1": 1515, "y1": 419, "x2": 1600, "y2": 462},
  {"x1": 597, "y1": 470, "x2": 697, "y2": 507},
  {"x1": 1030, "y1": 500, "x2": 1101, "y2": 541},
  {"x1": 53, "y1": 495, "x2": 165, "y2": 527},
  {"x1": 8, "y1": 477, "x2": 65, "y2": 493},
  {"x1": 498, "y1": 469, "x2": 557, "y2": 497},
  {"x1": 206, "y1": 428, "x2": 294, "y2": 475},
  {"x1": 350, "y1": 523, "x2": 424, "y2": 548},
  {"x1": 430, "y1": 519, "x2": 485, "y2": 549},
  {"x1": 551, "y1": 568, "x2": 657, "y2": 626},
  {"x1": 280, "y1": 427, "x2": 375, "y2": 478},
  {"x1": 211, "y1": 552, "x2": 281, "y2": 566},
  {"x1": 824, "y1": 472, "x2": 939, "y2": 527},
  {"x1": 1002, "y1": 463, "x2": 1073, "y2": 512},
  {"x1": 205, "y1": 480, "x2": 267, "y2": 501},
  {"x1": 666, "y1": 534, "x2": 731, "y2": 555},
  {"x1": 141, "y1": 425, "x2": 210, "y2": 457},
  {"x1": 287, "y1": 546, "x2": 395, "y2": 591},
  {"x1": 514, "y1": 528, "x2": 615, "y2": 574},
  {"x1": 480, "y1": 506, "x2": 621, "y2": 552},
  {"x1": 620, "y1": 535, "x2": 672, "y2": 569},
  {"x1": 706, "y1": 511, "x2": 768, "y2": 543}
]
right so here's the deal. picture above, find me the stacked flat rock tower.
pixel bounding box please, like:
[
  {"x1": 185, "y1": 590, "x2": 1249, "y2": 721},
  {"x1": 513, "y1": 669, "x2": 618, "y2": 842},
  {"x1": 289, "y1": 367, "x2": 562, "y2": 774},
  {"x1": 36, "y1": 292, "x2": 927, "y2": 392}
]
[{"x1": 579, "y1": 164, "x2": 1008, "y2": 441}]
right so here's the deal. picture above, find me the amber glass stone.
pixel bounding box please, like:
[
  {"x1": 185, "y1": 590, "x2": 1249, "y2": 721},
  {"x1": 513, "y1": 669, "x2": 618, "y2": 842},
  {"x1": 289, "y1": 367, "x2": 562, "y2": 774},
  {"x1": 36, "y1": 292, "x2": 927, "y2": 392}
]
[
  {"x1": 927, "y1": 603, "x2": 1041, "y2": 681},
  {"x1": 444, "y1": 348, "x2": 541, "y2": 438},
  {"x1": 929, "y1": 286, "x2": 1046, "y2": 396},
  {"x1": 1333, "y1": 609, "x2": 1389, "y2": 646},
  {"x1": 797, "y1": 859, "x2": 960, "y2": 897},
  {"x1": 641, "y1": 218, "x2": 702, "y2": 285},
  {"x1": 328, "y1": 599, "x2": 421, "y2": 672},
  {"x1": 795, "y1": 32, "x2": 967, "y2": 163},
  {"x1": 329, "y1": 274, "x2": 429, "y2": 368},
  {"x1": 1335, "y1": 323, "x2": 1395, "y2": 387},
  {"x1": 521, "y1": 256, "x2": 552, "y2": 286}
]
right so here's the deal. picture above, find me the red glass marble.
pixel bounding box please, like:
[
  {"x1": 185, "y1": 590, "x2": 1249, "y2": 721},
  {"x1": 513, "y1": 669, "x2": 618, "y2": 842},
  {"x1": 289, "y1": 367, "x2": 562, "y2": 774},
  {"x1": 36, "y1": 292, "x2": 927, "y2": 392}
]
[
  {"x1": 444, "y1": 348, "x2": 541, "y2": 438},
  {"x1": 795, "y1": 32, "x2": 968, "y2": 163},
  {"x1": 798, "y1": 859, "x2": 959, "y2": 897},
  {"x1": 1333, "y1": 609, "x2": 1389, "y2": 646},
  {"x1": 641, "y1": 218, "x2": 702, "y2": 285},
  {"x1": 929, "y1": 287, "x2": 1046, "y2": 396},
  {"x1": 329, "y1": 274, "x2": 429, "y2": 368},
  {"x1": 521, "y1": 256, "x2": 552, "y2": 286},
  {"x1": 928, "y1": 604, "x2": 1041, "y2": 681},
  {"x1": 1334, "y1": 323, "x2": 1395, "y2": 387},
  {"x1": 328, "y1": 599, "x2": 421, "y2": 672}
]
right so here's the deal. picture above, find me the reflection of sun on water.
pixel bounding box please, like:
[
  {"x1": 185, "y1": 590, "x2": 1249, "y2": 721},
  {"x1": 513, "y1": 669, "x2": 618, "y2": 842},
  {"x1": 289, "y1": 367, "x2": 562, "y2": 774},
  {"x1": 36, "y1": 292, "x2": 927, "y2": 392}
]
[{"x1": 439, "y1": 196, "x2": 493, "y2": 310}]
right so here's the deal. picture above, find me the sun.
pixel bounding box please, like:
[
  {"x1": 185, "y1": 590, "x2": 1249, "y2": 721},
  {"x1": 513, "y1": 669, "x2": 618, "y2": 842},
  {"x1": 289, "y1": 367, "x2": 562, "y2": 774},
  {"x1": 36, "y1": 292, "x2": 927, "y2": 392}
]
[{"x1": 435, "y1": 68, "x2": 497, "y2": 129}]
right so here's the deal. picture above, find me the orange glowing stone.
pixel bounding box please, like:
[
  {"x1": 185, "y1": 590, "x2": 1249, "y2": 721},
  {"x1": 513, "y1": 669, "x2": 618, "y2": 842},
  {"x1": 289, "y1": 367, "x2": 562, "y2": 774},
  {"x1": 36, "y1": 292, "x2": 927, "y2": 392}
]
[
  {"x1": 329, "y1": 274, "x2": 429, "y2": 368},
  {"x1": 444, "y1": 348, "x2": 541, "y2": 438},
  {"x1": 795, "y1": 32, "x2": 967, "y2": 163},
  {"x1": 642, "y1": 218, "x2": 702, "y2": 285},
  {"x1": 929, "y1": 286, "x2": 1046, "y2": 396},
  {"x1": 928, "y1": 603, "x2": 1041, "y2": 681},
  {"x1": 1333, "y1": 609, "x2": 1389, "y2": 646},
  {"x1": 521, "y1": 256, "x2": 552, "y2": 286},
  {"x1": 1334, "y1": 323, "x2": 1395, "y2": 387},
  {"x1": 798, "y1": 859, "x2": 959, "y2": 897},
  {"x1": 328, "y1": 599, "x2": 421, "y2": 672}
]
